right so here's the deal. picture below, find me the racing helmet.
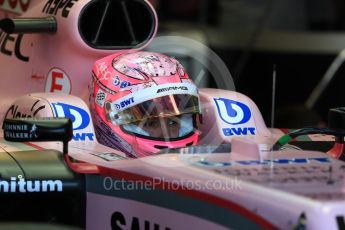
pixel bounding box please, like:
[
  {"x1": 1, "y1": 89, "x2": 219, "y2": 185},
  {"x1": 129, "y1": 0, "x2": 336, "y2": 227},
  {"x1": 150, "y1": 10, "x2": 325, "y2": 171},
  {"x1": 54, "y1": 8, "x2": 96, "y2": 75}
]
[{"x1": 89, "y1": 51, "x2": 201, "y2": 157}]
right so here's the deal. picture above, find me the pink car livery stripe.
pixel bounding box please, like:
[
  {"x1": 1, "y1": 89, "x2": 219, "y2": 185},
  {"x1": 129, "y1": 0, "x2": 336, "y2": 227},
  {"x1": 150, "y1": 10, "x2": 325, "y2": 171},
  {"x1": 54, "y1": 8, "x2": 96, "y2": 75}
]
[{"x1": 86, "y1": 169, "x2": 278, "y2": 230}]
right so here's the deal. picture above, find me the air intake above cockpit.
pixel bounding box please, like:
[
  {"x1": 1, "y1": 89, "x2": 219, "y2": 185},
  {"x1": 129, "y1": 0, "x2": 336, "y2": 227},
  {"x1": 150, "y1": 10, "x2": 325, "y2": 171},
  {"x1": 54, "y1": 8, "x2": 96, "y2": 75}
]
[{"x1": 78, "y1": 0, "x2": 156, "y2": 50}]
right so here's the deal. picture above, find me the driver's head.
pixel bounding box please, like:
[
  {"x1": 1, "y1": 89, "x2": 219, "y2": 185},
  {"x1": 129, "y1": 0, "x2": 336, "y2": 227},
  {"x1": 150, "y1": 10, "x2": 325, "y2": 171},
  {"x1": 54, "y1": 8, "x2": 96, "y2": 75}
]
[{"x1": 90, "y1": 51, "x2": 201, "y2": 157}]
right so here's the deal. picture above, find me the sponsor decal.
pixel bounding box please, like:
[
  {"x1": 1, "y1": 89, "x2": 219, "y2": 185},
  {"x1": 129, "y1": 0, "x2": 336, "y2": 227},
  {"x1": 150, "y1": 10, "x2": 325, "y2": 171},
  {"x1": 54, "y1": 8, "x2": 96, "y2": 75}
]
[
  {"x1": 113, "y1": 76, "x2": 120, "y2": 86},
  {"x1": 121, "y1": 82, "x2": 156, "y2": 93},
  {"x1": 222, "y1": 127, "x2": 256, "y2": 136},
  {"x1": 157, "y1": 86, "x2": 188, "y2": 93},
  {"x1": 111, "y1": 211, "x2": 172, "y2": 230},
  {"x1": 52, "y1": 102, "x2": 94, "y2": 141},
  {"x1": 95, "y1": 88, "x2": 106, "y2": 107},
  {"x1": 194, "y1": 157, "x2": 331, "y2": 167},
  {"x1": 4, "y1": 123, "x2": 29, "y2": 139},
  {"x1": 5, "y1": 100, "x2": 46, "y2": 119},
  {"x1": 41, "y1": 0, "x2": 78, "y2": 18},
  {"x1": 29, "y1": 124, "x2": 38, "y2": 138},
  {"x1": 115, "y1": 97, "x2": 134, "y2": 110},
  {"x1": 4, "y1": 123, "x2": 37, "y2": 139},
  {"x1": 45, "y1": 68, "x2": 71, "y2": 93},
  {"x1": 0, "y1": 32, "x2": 29, "y2": 62},
  {"x1": 214, "y1": 98, "x2": 251, "y2": 124},
  {"x1": 214, "y1": 98, "x2": 256, "y2": 136},
  {"x1": 113, "y1": 76, "x2": 131, "y2": 88},
  {"x1": 0, "y1": 176, "x2": 63, "y2": 193},
  {"x1": 3, "y1": 123, "x2": 29, "y2": 131},
  {"x1": 0, "y1": 0, "x2": 30, "y2": 14}
]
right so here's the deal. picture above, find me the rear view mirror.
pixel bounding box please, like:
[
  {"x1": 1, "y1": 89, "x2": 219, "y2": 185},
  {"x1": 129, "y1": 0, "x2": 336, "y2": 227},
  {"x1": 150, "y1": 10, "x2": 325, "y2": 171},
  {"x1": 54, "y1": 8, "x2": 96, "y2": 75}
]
[{"x1": 3, "y1": 118, "x2": 73, "y2": 154}]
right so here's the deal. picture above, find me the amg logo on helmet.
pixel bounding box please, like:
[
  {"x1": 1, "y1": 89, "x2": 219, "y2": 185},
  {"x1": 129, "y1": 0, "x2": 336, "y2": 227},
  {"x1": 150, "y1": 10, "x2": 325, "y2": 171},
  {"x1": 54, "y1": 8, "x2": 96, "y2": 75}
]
[
  {"x1": 157, "y1": 86, "x2": 188, "y2": 93},
  {"x1": 0, "y1": 177, "x2": 63, "y2": 193}
]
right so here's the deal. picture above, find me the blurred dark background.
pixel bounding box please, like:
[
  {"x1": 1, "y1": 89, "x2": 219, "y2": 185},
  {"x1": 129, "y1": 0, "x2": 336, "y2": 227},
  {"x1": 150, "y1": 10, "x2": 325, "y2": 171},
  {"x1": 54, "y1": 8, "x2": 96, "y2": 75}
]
[{"x1": 148, "y1": 0, "x2": 345, "y2": 129}]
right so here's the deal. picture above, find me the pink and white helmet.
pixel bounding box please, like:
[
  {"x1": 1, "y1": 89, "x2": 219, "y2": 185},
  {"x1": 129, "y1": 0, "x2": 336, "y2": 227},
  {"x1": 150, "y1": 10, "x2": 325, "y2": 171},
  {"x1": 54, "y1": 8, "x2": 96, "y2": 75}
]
[{"x1": 89, "y1": 51, "x2": 201, "y2": 157}]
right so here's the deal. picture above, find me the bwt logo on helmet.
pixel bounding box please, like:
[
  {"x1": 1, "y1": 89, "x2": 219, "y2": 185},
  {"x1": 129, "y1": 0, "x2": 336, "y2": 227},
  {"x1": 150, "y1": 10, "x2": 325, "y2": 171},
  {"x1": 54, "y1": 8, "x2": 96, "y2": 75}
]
[
  {"x1": 115, "y1": 97, "x2": 134, "y2": 110},
  {"x1": 113, "y1": 76, "x2": 131, "y2": 88},
  {"x1": 52, "y1": 103, "x2": 94, "y2": 141},
  {"x1": 214, "y1": 98, "x2": 256, "y2": 136},
  {"x1": 157, "y1": 86, "x2": 188, "y2": 93}
]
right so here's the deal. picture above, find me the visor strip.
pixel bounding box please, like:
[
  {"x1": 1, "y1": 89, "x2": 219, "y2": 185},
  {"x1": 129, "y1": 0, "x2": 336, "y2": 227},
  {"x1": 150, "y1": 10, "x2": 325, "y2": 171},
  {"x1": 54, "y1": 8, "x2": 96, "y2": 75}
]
[{"x1": 110, "y1": 82, "x2": 199, "y2": 114}]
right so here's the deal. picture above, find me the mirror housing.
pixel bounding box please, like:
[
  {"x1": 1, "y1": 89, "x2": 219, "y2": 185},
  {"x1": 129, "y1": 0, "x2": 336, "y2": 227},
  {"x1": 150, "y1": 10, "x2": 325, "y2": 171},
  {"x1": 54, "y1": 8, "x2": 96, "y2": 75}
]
[{"x1": 3, "y1": 118, "x2": 73, "y2": 154}]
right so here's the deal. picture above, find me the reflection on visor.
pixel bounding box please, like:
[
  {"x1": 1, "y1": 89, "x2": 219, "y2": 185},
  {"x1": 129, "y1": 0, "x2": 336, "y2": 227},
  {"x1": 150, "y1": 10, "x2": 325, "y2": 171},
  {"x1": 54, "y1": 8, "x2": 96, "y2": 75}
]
[
  {"x1": 122, "y1": 114, "x2": 195, "y2": 140},
  {"x1": 106, "y1": 94, "x2": 199, "y2": 125}
]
